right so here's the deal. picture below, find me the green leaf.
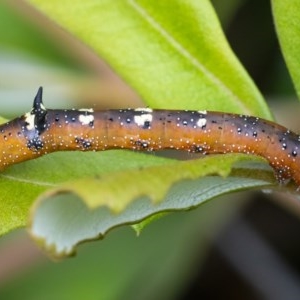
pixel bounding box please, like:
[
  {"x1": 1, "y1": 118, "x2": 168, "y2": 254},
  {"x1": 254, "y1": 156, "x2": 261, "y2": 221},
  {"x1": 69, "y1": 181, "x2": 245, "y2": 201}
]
[
  {"x1": 27, "y1": 0, "x2": 271, "y2": 118},
  {"x1": 272, "y1": 0, "x2": 300, "y2": 99},
  {"x1": 0, "y1": 151, "x2": 173, "y2": 235},
  {"x1": 29, "y1": 154, "x2": 275, "y2": 257}
]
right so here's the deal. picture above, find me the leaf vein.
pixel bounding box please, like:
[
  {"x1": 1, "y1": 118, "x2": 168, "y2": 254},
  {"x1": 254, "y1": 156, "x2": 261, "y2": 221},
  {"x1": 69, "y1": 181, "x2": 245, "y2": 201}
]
[{"x1": 0, "y1": 174, "x2": 57, "y2": 187}]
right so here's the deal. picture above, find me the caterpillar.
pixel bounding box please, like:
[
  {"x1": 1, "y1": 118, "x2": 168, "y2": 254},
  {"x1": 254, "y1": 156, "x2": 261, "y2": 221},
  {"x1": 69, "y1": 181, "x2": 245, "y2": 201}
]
[{"x1": 0, "y1": 87, "x2": 299, "y2": 186}]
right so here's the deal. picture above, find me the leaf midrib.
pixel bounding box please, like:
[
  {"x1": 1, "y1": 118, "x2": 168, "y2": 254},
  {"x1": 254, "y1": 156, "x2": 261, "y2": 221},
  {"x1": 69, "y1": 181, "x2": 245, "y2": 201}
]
[{"x1": 128, "y1": 0, "x2": 251, "y2": 114}]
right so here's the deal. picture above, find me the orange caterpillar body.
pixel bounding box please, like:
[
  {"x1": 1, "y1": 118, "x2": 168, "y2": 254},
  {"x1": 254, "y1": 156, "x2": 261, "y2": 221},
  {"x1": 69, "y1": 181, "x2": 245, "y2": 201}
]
[{"x1": 0, "y1": 87, "x2": 299, "y2": 185}]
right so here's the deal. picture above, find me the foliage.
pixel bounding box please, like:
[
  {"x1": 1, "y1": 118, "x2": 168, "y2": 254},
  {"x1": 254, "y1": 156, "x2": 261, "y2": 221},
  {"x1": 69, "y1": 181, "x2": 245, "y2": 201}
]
[{"x1": 0, "y1": 0, "x2": 298, "y2": 258}]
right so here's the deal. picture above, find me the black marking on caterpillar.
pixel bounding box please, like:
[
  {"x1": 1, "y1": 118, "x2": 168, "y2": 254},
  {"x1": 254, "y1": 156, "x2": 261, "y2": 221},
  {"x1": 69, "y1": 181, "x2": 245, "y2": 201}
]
[{"x1": 75, "y1": 137, "x2": 92, "y2": 149}]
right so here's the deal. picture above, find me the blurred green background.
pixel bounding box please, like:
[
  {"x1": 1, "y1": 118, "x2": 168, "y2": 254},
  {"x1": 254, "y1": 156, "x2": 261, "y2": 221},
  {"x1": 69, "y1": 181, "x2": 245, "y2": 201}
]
[{"x1": 1, "y1": 0, "x2": 300, "y2": 299}]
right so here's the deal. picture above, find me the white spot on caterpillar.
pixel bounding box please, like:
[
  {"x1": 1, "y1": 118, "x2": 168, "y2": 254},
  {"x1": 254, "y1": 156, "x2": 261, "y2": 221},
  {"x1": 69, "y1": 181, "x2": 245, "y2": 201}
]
[
  {"x1": 197, "y1": 118, "x2": 207, "y2": 128},
  {"x1": 198, "y1": 110, "x2": 207, "y2": 115},
  {"x1": 24, "y1": 112, "x2": 35, "y2": 130},
  {"x1": 79, "y1": 114, "x2": 94, "y2": 125},
  {"x1": 79, "y1": 108, "x2": 94, "y2": 113},
  {"x1": 134, "y1": 108, "x2": 153, "y2": 113},
  {"x1": 78, "y1": 108, "x2": 94, "y2": 125},
  {"x1": 40, "y1": 103, "x2": 46, "y2": 110},
  {"x1": 134, "y1": 114, "x2": 153, "y2": 127}
]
